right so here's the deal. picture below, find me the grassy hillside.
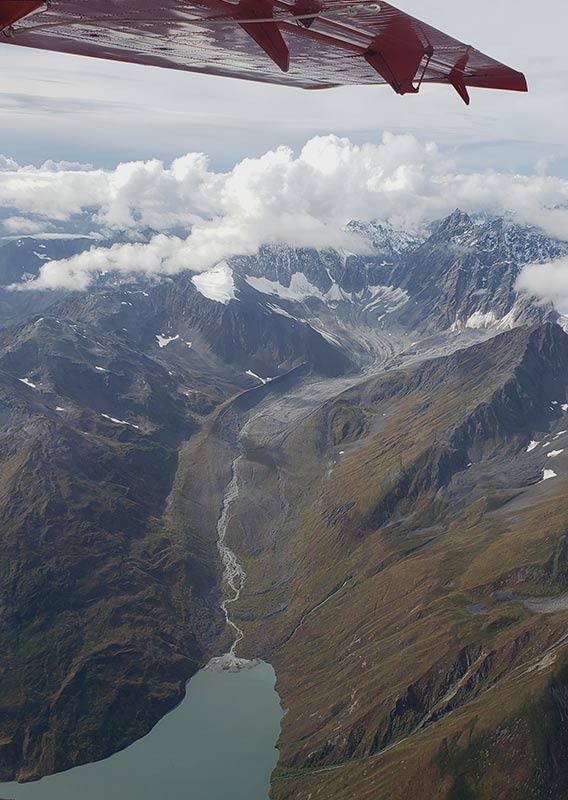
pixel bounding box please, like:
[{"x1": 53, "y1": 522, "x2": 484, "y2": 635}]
[{"x1": 228, "y1": 323, "x2": 568, "y2": 799}]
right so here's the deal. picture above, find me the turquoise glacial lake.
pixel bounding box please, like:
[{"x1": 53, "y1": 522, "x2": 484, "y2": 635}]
[{"x1": 0, "y1": 662, "x2": 282, "y2": 800}]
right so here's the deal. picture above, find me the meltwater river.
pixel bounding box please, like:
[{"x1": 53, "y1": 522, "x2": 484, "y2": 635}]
[{"x1": 1, "y1": 455, "x2": 283, "y2": 800}]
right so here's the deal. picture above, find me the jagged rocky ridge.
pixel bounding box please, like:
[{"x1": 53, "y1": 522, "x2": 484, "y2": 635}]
[
  {"x1": 231, "y1": 211, "x2": 567, "y2": 337},
  {"x1": 2, "y1": 210, "x2": 567, "y2": 342}
]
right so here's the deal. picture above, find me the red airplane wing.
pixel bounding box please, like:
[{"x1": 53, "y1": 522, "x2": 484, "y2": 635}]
[{"x1": 0, "y1": 0, "x2": 528, "y2": 103}]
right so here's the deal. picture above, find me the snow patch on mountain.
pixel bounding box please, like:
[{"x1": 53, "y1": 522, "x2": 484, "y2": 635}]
[
  {"x1": 247, "y1": 272, "x2": 409, "y2": 317},
  {"x1": 450, "y1": 301, "x2": 528, "y2": 333},
  {"x1": 100, "y1": 413, "x2": 140, "y2": 429},
  {"x1": 18, "y1": 377, "x2": 38, "y2": 389},
  {"x1": 462, "y1": 310, "x2": 500, "y2": 330},
  {"x1": 345, "y1": 220, "x2": 425, "y2": 257},
  {"x1": 192, "y1": 262, "x2": 236, "y2": 304},
  {"x1": 156, "y1": 334, "x2": 179, "y2": 348},
  {"x1": 246, "y1": 273, "x2": 324, "y2": 302},
  {"x1": 246, "y1": 370, "x2": 272, "y2": 384},
  {"x1": 363, "y1": 285, "x2": 409, "y2": 314},
  {"x1": 265, "y1": 302, "x2": 296, "y2": 320}
]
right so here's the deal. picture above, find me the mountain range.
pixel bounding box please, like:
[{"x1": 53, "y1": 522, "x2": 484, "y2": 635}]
[{"x1": 1, "y1": 211, "x2": 568, "y2": 799}]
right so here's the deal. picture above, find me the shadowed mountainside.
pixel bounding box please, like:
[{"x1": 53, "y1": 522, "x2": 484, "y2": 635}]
[{"x1": 0, "y1": 277, "x2": 349, "y2": 781}]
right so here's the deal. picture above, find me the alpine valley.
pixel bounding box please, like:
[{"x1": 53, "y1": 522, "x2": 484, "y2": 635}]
[{"x1": 2, "y1": 210, "x2": 568, "y2": 799}]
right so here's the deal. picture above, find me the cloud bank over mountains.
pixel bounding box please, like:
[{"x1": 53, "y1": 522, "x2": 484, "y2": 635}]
[
  {"x1": 517, "y1": 258, "x2": 568, "y2": 315},
  {"x1": 2, "y1": 132, "x2": 568, "y2": 292}
]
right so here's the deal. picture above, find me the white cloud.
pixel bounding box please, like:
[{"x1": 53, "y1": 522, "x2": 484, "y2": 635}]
[
  {"x1": 517, "y1": 257, "x2": 568, "y2": 314},
  {"x1": 2, "y1": 215, "x2": 47, "y2": 234},
  {"x1": 0, "y1": 155, "x2": 19, "y2": 171},
  {"x1": 3, "y1": 132, "x2": 568, "y2": 291}
]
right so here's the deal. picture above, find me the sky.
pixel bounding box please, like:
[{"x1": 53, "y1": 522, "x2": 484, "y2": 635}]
[
  {"x1": 1, "y1": 0, "x2": 568, "y2": 302},
  {"x1": 1, "y1": 0, "x2": 567, "y2": 174}
]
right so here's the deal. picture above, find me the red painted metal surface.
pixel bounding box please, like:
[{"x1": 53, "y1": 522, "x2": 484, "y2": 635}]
[
  {"x1": 0, "y1": 0, "x2": 528, "y2": 103},
  {"x1": 237, "y1": 0, "x2": 290, "y2": 71},
  {"x1": 364, "y1": 15, "x2": 432, "y2": 96},
  {"x1": 0, "y1": 1, "x2": 44, "y2": 30}
]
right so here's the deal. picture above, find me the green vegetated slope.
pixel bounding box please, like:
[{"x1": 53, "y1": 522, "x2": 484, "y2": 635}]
[{"x1": 231, "y1": 322, "x2": 568, "y2": 800}]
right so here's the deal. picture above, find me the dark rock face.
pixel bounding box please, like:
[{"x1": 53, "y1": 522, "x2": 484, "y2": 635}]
[
  {"x1": 229, "y1": 211, "x2": 567, "y2": 337},
  {"x1": 390, "y1": 212, "x2": 567, "y2": 332},
  {"x1": 0, "y1": 236, "x2": 99, "y2": 329}
]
